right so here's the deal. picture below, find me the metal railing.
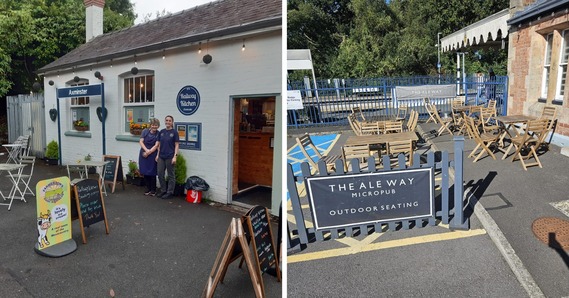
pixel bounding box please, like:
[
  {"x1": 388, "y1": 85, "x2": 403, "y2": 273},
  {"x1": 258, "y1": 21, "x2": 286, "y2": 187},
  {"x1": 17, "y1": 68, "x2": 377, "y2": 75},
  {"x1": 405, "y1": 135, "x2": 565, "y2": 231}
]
[{"x1": 287, "y1": 75, "x2": 508, "y2": 129}]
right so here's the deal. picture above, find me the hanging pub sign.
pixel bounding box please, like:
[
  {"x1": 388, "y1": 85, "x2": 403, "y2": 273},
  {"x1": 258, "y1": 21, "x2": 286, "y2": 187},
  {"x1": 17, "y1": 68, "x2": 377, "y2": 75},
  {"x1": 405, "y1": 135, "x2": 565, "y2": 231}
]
[
  {"x1": 176, "y1": 85, "x2": 200, "y2": 116},
  {"x1": 176, "y1": 122, "x2": 201, "y2": 150},
  {"x1": 305, "y1": 167, "x2": 435, "y2": 230}
]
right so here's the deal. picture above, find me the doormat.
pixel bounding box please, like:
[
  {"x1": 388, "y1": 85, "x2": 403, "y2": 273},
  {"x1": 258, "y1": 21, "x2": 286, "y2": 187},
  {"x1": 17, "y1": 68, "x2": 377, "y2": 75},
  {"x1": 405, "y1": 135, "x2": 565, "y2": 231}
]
[{"x1": 531, "y1": 217, "x2": 569, "y2": 251}]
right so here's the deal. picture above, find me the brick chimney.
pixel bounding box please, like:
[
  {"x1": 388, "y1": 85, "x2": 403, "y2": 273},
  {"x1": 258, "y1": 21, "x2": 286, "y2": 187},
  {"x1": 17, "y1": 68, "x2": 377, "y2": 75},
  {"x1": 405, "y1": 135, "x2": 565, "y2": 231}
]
[{"x1": 84, "y1": 0, "x2": 105, "y2": 42}]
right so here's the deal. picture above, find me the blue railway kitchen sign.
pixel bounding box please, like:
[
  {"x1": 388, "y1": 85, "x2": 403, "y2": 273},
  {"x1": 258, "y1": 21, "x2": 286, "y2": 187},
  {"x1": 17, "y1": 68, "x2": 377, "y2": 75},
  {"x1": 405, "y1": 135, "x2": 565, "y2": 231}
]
[
  {"x1": 305, "y1": 168, "x2": 434, "y2": 230},
  {"x1": 176, "y1": 85, "x2": 200, "y2": 116}
]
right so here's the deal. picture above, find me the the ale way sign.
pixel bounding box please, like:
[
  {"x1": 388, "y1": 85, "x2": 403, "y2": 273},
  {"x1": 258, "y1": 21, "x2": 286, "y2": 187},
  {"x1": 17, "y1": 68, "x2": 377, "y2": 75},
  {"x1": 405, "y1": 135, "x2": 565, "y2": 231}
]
[{"x1": 305, "y1": 168, "x2": 434, "y2": 230}]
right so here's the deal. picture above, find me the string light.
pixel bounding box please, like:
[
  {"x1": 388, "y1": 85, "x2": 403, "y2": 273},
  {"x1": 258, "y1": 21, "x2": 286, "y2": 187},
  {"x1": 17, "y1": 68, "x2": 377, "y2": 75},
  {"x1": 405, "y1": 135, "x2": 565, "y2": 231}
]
[
  {"x1": 242, "y1": 40, "x2": 245, "y2": 51},
  {"x1": 162, "y1": 50, "x2": 165, "y2": 60},
  {"x1": 198, "y1": 42, "x2": 202, "y2": 54}
]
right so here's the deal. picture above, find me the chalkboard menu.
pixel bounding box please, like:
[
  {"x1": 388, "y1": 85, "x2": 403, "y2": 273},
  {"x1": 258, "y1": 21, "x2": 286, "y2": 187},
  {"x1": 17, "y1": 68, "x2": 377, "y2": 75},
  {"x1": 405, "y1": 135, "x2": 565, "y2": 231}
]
[
  {"x1": 244, "y1": 206, "x2": 281, "y2": 282},
  {"x1": 73, "y1": 179, "x2": 109, "y2": 244},
  {"x1": 103, "y1": 155, "x2": 124, "y2": 193}
]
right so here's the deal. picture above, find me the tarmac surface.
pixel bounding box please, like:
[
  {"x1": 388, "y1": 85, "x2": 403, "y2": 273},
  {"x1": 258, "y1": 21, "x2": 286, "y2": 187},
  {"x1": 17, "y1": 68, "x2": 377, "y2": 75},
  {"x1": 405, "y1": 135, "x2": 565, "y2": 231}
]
[
  {"x1": 287, "y1": 122, "x2": 569, "y2": 297},
  {"x1": 0, "y1": 157, "x2": 282, "y2": 297}
]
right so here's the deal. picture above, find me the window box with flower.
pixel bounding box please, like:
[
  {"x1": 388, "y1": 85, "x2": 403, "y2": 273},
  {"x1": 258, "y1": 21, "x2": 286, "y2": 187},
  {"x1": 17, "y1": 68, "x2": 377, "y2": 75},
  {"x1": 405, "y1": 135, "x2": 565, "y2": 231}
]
[
  {"x1": 73, "y1": 118, "x2": 89, "y2": 131},
  {"x1": 130, "y1": 122, "x2": 149, "y2": 136},
  {"x1": 126, "y1": 160, "x2": 145, "y2": 186}
]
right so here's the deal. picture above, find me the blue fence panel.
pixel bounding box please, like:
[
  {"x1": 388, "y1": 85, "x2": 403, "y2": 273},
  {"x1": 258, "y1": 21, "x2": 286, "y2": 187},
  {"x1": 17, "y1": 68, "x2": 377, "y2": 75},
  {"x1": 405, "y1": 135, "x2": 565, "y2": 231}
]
[
  {"x1": 287, "y1": 137, "x2": 468, "y2": 251},
  {"x1": 287, "y1": 75, "x2": 508, "y2": 129}
]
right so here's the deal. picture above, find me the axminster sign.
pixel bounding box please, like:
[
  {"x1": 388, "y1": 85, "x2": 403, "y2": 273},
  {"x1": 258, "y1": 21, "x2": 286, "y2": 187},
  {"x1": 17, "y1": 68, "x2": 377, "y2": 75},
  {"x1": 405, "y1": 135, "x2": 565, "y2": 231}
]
[{"x1": 305, "y1": 168, "x2": 434, "y2": 230}]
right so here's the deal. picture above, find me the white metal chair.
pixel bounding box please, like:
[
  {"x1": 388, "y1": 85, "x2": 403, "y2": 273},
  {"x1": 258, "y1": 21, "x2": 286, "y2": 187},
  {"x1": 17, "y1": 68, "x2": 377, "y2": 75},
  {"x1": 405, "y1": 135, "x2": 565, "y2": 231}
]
[
  {"x1": 16, "y1": 156, "x2": 36, "y2": 197},
  {"x1": 67, "y1": 164, "x2": 88, "y2": 185}
]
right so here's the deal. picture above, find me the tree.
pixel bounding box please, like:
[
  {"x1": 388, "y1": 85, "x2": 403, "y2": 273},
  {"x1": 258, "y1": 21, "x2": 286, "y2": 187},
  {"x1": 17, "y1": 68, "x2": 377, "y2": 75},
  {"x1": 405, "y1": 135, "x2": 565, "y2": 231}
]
[
  {"x1": 287, "y1": 0, "x2": 509, "y2": 79},
  {"x1": 287, "y1": 0, "x2": 352, "y2": 78},
  {"x1": 0, "y1": 0, "x2": 135, "y2": 98}
]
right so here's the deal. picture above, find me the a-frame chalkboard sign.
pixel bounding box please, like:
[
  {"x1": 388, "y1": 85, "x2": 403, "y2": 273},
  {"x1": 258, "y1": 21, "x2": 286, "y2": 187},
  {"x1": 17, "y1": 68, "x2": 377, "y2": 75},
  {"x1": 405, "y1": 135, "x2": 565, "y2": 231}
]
[
  {"x1": 203, "y1": 218, "x2": 263, "y2": 298},
  {"x1": 243, "y1": 205, "x2": 281, "y2": 293},
  {"x1": 102, "y1": 155, "x2": 125, "y2": 193},
  {"x1": 72, "y1": 179, "x2": 110, "y2": 244}
]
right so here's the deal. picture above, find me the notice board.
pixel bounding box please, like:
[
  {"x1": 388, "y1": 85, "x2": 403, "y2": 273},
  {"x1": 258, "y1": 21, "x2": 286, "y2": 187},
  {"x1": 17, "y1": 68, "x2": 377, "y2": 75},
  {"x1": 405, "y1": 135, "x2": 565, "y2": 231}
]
[
  {"x1": 103, "y1": 155, "x2": 124, "y2": 193},
  {"x1": 73, "y1": 179, "x2": 109, "y2": 244}
]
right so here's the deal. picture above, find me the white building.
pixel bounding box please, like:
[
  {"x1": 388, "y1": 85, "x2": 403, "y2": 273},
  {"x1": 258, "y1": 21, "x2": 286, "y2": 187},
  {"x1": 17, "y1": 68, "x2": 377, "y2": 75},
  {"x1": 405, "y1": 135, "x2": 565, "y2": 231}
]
[{"x1": 38, "y1": 0, "x2": 282, "y2": 214}]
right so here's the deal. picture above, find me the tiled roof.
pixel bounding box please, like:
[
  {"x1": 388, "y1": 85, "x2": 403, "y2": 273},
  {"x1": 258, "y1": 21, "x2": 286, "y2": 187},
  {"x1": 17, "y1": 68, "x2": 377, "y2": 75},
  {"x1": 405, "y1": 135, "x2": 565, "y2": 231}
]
[{"x1": 38, "y1": 0, "x2": 281, "y2": 74}]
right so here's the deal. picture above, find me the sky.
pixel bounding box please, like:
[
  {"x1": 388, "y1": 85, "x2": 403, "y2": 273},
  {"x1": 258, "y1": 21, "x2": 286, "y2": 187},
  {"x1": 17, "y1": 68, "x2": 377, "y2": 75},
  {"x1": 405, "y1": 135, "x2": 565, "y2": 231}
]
[{"x1": 131, "y1": 0, "x2": 214, "y2": 24}]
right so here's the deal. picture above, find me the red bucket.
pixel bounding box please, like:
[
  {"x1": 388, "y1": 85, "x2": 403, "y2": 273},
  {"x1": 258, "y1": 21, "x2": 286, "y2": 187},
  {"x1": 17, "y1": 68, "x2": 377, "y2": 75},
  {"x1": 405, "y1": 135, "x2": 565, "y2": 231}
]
[{"x1": 186, "y1": 190, "x2": 202, "y2": 203}]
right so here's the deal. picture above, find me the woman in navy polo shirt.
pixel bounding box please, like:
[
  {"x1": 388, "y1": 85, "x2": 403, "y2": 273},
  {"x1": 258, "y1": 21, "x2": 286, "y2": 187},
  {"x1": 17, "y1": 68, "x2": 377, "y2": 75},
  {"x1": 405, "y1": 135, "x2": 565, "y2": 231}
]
[{"x1": 156, "y1": 115, "x2": 180, "y2": 200}]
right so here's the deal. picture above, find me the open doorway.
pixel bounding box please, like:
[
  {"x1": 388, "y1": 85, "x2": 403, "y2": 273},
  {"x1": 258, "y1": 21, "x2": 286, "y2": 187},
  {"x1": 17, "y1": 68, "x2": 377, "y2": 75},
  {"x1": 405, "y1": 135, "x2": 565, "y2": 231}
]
[{"x1": 231, "y1": 96, "x2": 276, "y2": 209}]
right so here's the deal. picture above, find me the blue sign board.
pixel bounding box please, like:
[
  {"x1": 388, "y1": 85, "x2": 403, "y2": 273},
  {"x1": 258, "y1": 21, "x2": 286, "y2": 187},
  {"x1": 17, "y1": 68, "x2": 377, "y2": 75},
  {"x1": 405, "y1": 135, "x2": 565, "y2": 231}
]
[
  {"x1": 176, "y1": 86, "x2": 200, "y2": 116},
  {"x1": 57, "y1": 84, "x2": 102, "y2": 98}
]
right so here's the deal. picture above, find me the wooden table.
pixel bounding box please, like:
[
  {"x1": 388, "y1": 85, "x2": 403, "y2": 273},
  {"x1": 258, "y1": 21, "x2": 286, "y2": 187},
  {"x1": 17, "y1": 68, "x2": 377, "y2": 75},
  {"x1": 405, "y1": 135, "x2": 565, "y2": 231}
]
[
  {"x1": 345, "y1": 131, "x2": 418, "y2": 147},
  {"x1": 0, "y1": 163, "x2": 26, "y2": 210},
  {"x1": 494, "y1": 115, "x2": 537, "y2": 148}
]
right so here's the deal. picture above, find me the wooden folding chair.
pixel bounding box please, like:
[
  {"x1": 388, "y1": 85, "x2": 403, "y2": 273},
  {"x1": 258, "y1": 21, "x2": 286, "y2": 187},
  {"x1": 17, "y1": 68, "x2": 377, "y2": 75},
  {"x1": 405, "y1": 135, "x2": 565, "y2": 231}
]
[
  {"x1": 386, "y1": 140, "x2": 414, "y2": 167},
  {"x1": 431, "y1": 105, "x2": 454, "y2": 136},
  {"x1": 382, "y1": 120, "x2": 403, "y2": 134},
  {"x1": 351, "y1": 106, "x2": 366, "y2": 122},
  {"x1": 465, "y1": 117, "x2": 499, "y2": 162},
  {"x1": 341, "y1": 144, "x2": 372, "y2": 171},
  {"x1": 424, "y1": 102, "x2": 437, "y2": 124},
  {"x1": 479, "y1": 107, "x2": 500, "y2": 134},
  {"x1": 296, "y1": 134, "x2": 341, "y2": 173},
  {"x1": 405, "y1": 110, "x2": 418, "y2": 132},
  {"x1": 395, "y1": 105, "x2": 408, "y2": 121},
  {"x1": 539, "y1": 106, "x2": 557, "y2": 130},
  {"x1": 503, "y1": 119, "x2": 549, "y2": 170}
]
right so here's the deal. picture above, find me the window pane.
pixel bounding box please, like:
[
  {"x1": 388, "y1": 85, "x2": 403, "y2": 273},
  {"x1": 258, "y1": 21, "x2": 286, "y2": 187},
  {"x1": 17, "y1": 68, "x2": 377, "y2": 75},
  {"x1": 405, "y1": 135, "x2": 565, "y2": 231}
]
[
  {"x1": 545, "y1": 34, "x2": 553, "y2": 65},
  {"x1": 125, "y1": 106, "x2": 154, "y2": 131},
  {"x1": 72, "y1": 107, "x2": 90, "y2": 131},
  {"x1": 560, "y1": 65, "x2": 567, "y2": 96}
]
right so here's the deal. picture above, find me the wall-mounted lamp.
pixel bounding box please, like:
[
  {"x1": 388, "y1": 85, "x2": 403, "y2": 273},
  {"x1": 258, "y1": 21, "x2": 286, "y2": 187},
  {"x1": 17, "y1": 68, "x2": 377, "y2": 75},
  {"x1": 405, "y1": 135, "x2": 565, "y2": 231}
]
[
  {"x1": 48, "y1": 80, "x2": 54, "y2": 86},
  {"x1": 203, "y1": 54, "x2": 212, "y2": 64},
  {"x1": 94, "y1": 71, "x2": 103, "y2": 80},
  {"x1": 74, "y1": 76, "x2": 80, "y2": 82}
]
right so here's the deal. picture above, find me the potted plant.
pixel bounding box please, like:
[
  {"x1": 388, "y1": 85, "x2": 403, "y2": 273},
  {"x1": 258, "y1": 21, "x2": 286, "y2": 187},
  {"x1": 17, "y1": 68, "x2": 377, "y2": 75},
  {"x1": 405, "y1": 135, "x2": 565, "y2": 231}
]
[
  {"x1": 173, "y1": 154, "x2": 187, "y2": 196},
  {"x1": 129, "y1": 121, "x2": 149, "y2": 136},
  {"x1": 126, "y1": 160, "x2": 145, "y2": 186},
  {"x1": 73, "y1": 118, "x2": 89, "y2": 131},
  {"x1": 45, "y1": 140, "x2": 59, "y2": 165}
]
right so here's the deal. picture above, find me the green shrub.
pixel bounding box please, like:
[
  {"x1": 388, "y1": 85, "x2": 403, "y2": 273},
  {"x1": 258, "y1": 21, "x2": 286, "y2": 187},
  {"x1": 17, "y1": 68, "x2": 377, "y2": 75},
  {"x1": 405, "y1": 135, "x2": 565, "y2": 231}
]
[
  {"x1": 45, "y1": 140, "x2": 59, "y2": 159},
  {"x1": 174, "y1": 154, "x2": 187, "y2": 185}
]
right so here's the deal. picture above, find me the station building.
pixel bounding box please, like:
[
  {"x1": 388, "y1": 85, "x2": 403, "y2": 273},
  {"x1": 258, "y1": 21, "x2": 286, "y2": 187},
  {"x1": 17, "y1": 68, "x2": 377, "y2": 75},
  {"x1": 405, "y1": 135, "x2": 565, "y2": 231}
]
[{"x1": 38, "y1": 0, "x2": 283, "y2": 213}]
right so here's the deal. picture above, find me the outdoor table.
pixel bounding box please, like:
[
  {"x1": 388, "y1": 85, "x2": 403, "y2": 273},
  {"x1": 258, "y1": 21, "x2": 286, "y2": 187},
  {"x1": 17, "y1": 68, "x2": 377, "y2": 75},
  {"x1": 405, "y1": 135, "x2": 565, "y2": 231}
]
[
  {"x1": 494, "y1": 115, "x2": 536, "y2": 148},
  {"x1": 66, "y1": 160, "x2": 110, "y2": 196},
  {"x1": 2, "y1": 143, "x2": 23, "y2": 164},
  {"x1": 0, "y1": 163, "x2": 26, "y2": 210},
  {"x1": 345, "y1": 131, "x2": 418, "y2": 147}
]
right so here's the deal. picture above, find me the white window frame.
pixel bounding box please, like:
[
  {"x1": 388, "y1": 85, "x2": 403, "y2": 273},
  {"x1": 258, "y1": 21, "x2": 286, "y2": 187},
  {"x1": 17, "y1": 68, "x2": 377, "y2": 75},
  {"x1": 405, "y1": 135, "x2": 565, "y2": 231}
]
[
  {"x1": 542, "y1": 33, "x2": 553, "y2": 98},
  {"x1": 122, "y1": 71, "x2": 155, "y2": 134},
  {"x1": 556, "y1": 30, "x2": 569, "y2": 101},
  {"x1": 69, "y1": 80, "x2": 90, "y2": 131}
]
